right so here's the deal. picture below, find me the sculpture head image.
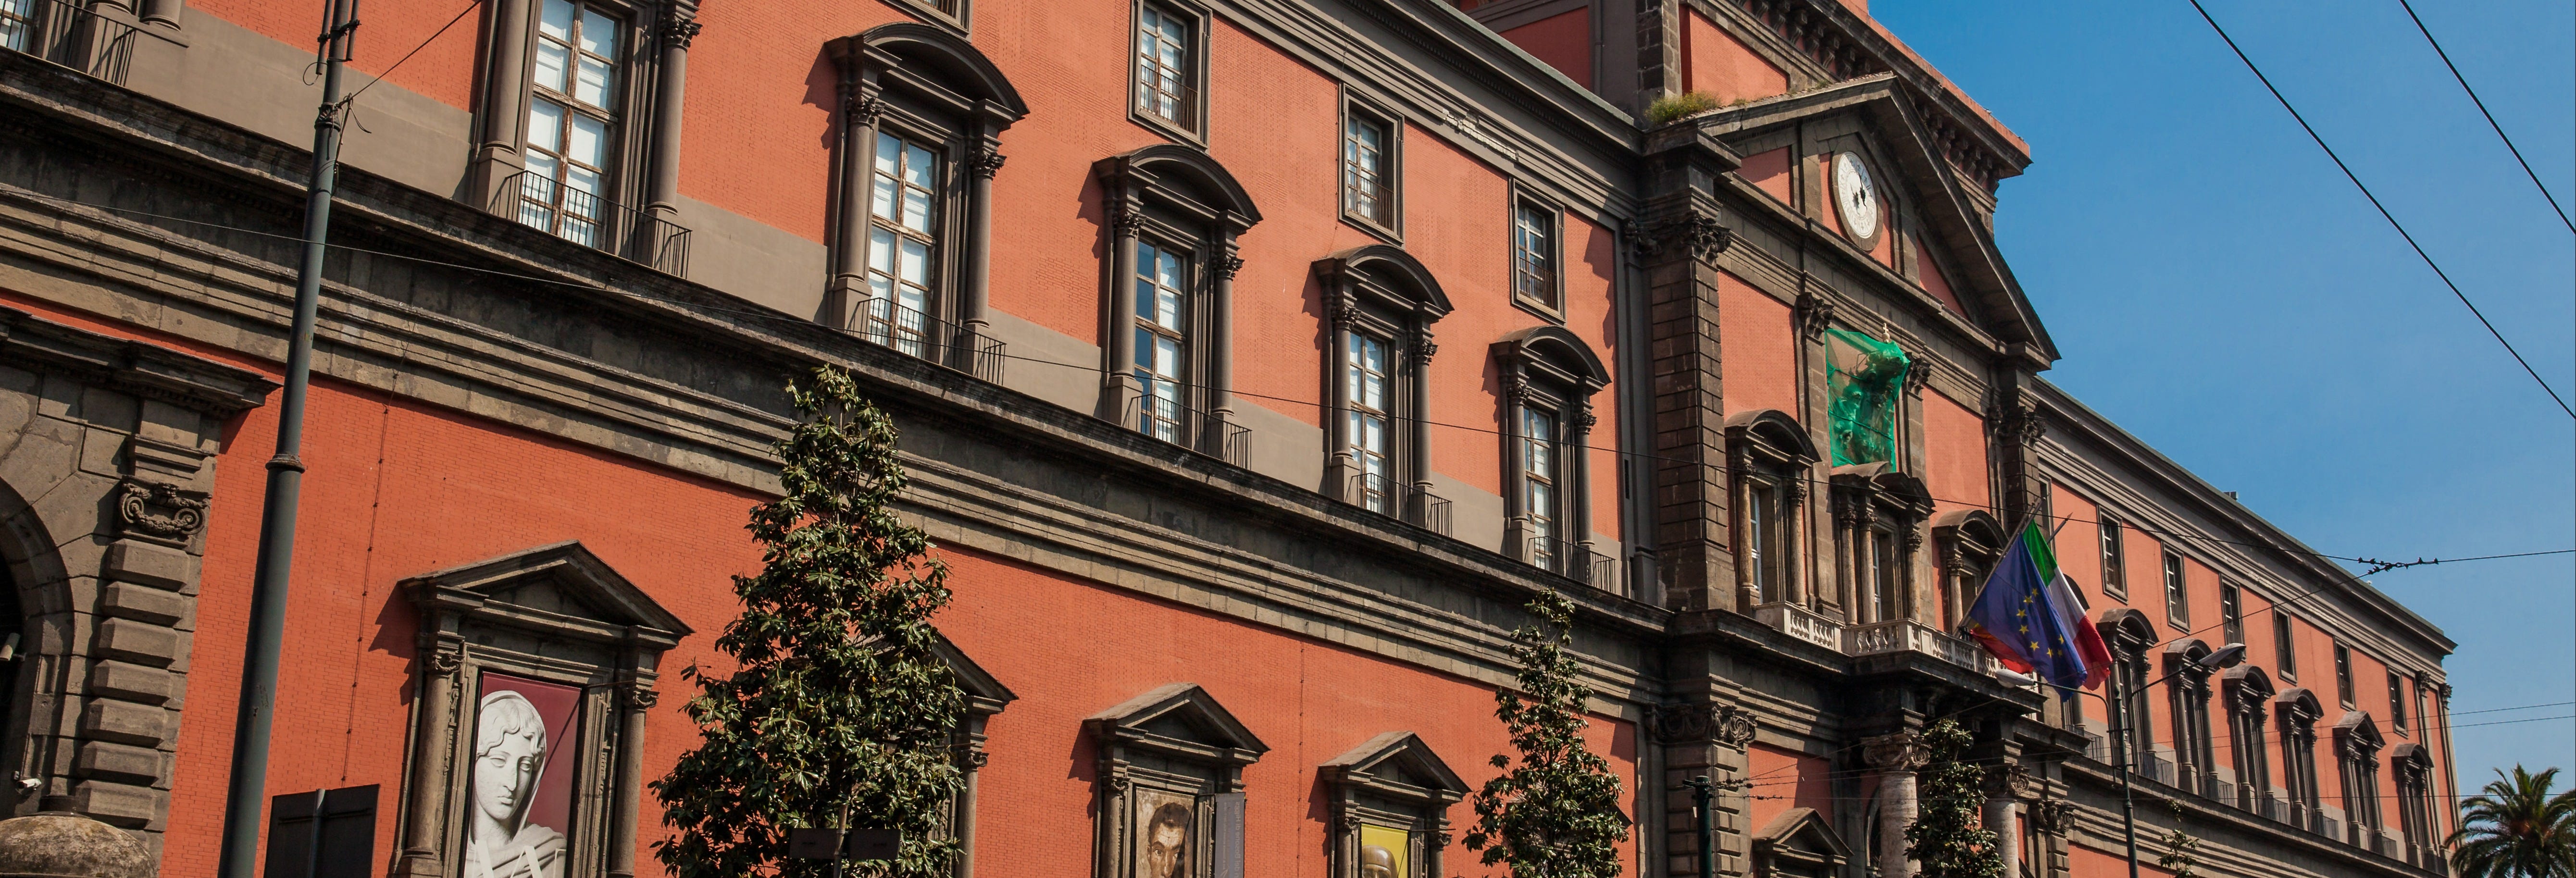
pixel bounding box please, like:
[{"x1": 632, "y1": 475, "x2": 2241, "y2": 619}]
[
  {"x1": 1359, "y1": 843, "x2": 1396, "y2": 878},
  {"x1": 474, "y1": 690, "x2": 548, "y2": 829},
  {"x1": 1140, "y1": 798, "x2": 1193, "y2": 878}
]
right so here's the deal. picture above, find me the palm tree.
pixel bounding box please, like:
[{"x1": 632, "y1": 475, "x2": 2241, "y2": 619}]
[{"x1": 2452, "y1": 766, "x2": 2576, "y2": 878}]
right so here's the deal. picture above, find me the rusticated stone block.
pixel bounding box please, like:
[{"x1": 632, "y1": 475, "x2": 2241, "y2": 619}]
[
  {"x1": 87, "y1": 662, "x2": 174, "y2": 705},
  {"x1": 101, "y1": 541, "x2": 195, "y2": 591},
  {"x1": 72, "y1": 741, "x2": 161, "y2": 785},
  {"x1": 94, "y1": 619, "x2": 178, "y2": 668},
  {"x1": 99, "y1": 582, "x2": 187, "y2": 627},
  {"x1": 67, "y1": 780, "x2": 161, "y2": 829},
  {"x1": 78, "y1": 700, "x2": 169, "y2": 747}
]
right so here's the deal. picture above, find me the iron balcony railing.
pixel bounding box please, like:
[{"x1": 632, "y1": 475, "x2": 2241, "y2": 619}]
[
  {"x1": 494, "y1": 169, "x2": 692, "y2": 276},
  {"x1": 1, "y1": 0, "x2": 140, "y2": 85},
  {"x1": 848, "y1": 297, "x2": 1005, "y2": 384},
  {"x1": 1346, "y1": 472, "x2": 1452, "y2": 536},
  {"x1": 1122, "y1": 391, "x2": 1247, "y2": 468},
  {"x1": 1526, "y1": 535, "x2": 1616, "y2": 591}
]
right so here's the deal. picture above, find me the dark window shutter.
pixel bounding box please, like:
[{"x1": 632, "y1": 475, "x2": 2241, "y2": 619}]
[{"x1": 264, "y1": 784, "x2": 379, "y2": 878}]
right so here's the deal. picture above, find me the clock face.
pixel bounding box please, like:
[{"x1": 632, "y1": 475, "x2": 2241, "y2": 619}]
[{"x1": 1832, "y1": 151, "x2": 1881, "y2": 243}]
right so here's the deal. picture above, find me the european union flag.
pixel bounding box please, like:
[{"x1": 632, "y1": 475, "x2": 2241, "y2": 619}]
[{"x1": 1961, "y1": 524, "x2": 2093, "y2": 693}]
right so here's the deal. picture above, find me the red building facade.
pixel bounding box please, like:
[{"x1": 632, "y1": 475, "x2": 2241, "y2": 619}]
[{"x1": 0, "y1": 0, "x2": 2450, "y2": 876}]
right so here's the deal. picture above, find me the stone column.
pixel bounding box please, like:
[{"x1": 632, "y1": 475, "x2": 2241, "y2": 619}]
[
  {"x1": 471, "y1": 0, "x2": 535, "y2": 208},
  {"x1": 1402, "y1": 325, "x2": 1435, "y2": 524},
  {"x1": 395, "y1": 644, "x2": 461, "y2": 878},
  {"x1": 958, "y1": 145, "x2": 1005, "y2": 371},
  {"x1": 1984, "y1": 762, "x2": 2044, "y2": 878},
  {"x1": 1864, "y1": 731, "x2": 1931, "y2": 878},
  {"x1": 1102, "y1": 205, "x2": 1144, "y2": 421},
  {"x1": 1202, "y1": 235, "x2": 1241, "y2": 456},
  {"x1": 642, "y1": 6, "x2": 698, "y2": 222},
  {"x1": 605, "y1": 681, "x2": 655, "y2": 878},
  {"x1": 823, "y1": 92, "x2": 884, "y2": 329},
  {"x1": 956, "y1": 748, "x2": 988, "y2": 878}
]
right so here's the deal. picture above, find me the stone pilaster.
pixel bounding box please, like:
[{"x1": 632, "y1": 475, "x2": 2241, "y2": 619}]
[
  {"x1": 1655, "y1": 701, "x2": 1756, "y2": 877},
  {"x1": 1636, "y1": 125, "x2": 1742, "y2": 613}
]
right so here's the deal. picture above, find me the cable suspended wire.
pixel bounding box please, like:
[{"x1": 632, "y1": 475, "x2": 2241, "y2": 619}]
[
  {"x1": 343, "y1": 0, "x2": 482, "y2": 105},
  {"x1": 2184, "y1": 0, "x2": 2574, "y2": 420},
  {"x1": 10, "y1": 188, "x2": 2572, "y2": 579},
  {"x1": 2392, "y1": 0, "x2": 2574, "y2": 235}
]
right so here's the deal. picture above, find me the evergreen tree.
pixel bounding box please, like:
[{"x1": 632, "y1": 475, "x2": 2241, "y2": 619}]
[
  {"x1": 1464, "y1": 589, "x2": 1630, "y2": 878},
  {"x1": 1904, "y1": 718, "x2": 2003, "y2": 878},
  {"x1": 652, "y1": 366, "x2": 963, "y2": 878}
]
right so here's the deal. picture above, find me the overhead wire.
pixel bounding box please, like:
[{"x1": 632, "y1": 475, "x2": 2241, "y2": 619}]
[
  {"x1": 6, "y1": 187, "x2": 2569, "y2": 586},
  {"x1": 2183, "y1": 0, "x2": 2574, "y2": 420},
  {"x1": 2391, "y1": 0, "x2": 2574, "y2": 235}
]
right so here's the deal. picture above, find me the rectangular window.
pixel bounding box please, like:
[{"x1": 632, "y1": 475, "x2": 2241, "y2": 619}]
[
  {"x1": 1133, "y1": 3, "x2": 1195, "y2": 129},
  {"x1": 1132, "y1": 240, "x2": 1190, "y2": 443},
  {"x1": 1344, "y1": 331, "x2": 1393, "y2": 513},
  {"x1": 515, "y1": 0, "x2": 624, "y2": 246},
  {"x1": 1522, "y1": 407, "x2": 1559, "y2": 567},
  {"x1": 1342, "y1": 108, "x2": 1396, "y2": 228},
  {"x1": 0, "y1": 0, "x2": 31, "y2": 52},
  {"x1": 2275, "y1": 612, "x2": 2298, "y2": 680},
  {"x1": 2220, "y1": 582, "x2": 2243, "y2": 646},
  {"x1": 1744, "y1": 482, "x2": 1775, "y2": 603},
  {"x1": 2334, "y1": 643, "x2": 2353, "y2": 707},
  {"x1": 863, "y1": 131, "x2": 943, "y2": 359},
  {"x1": 2162, "y1": 551, "x2": 2188, "y2": 628},
  {"x1": 2099, "y1": 517, "x2": 2126, "y2": 599},
  {"x1": 1511, "y1": 200, "x2": 1557, "y2": 309},
  {"x1": 2389, "y1": 671, "x2": 2408, "y2": 733},
  {"x1": 1870, "y1": 527, "x2": 1899, "y2": 624}
]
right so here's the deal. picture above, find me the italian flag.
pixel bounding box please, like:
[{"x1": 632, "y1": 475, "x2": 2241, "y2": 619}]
[{"x1": 2024, "y1": 523, "x2": 2115, "y2": 689}]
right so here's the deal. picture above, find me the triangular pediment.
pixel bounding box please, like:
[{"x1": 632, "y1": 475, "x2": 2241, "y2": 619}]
[
  {"x1": 1696, "y1": 74, "x2": 2055, "y2": 361},
  {"x1": 1087, "y1": 683, "x2": 1269, "y2": 764},
  {"x1": 1321, "y1": 731, "x2": 1468, "y2": 805},
  {"x1": 1755, "y1": 806, "x2": 1852, "y2": 864},
  {"x1": 930, "y1": 634, "x2": 1016, "y2": 717},
  {"x1": 402, "y1": 541, "x2": 690, "y2": 647}
]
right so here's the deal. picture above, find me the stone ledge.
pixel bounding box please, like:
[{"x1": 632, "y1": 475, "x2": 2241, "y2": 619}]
[
  {"x1": 76, "y1": 700, "x2": 169, "y2": 747},
  {"x1": 100, "y1": 540, "x2": 196, "y2": 592},
  {"x1": 99, "y1": 582, "x2": 187, "y2": 627}
]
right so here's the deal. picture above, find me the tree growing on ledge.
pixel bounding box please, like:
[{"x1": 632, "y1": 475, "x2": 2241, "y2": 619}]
[
  {"x1": 1464, "y1": 589, "x2": 1630, "y2": 878},
  {"x1": 1903, "y1": 718, "x2": 2003, "y2": 878},
  {"x1": 652, "y1": 366, "x2": 963, "y2": 878}
]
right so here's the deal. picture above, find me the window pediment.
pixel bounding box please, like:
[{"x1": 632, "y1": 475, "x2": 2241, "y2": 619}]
[
  {"x1": 1315, "y1": 245, "x2": 1452, "y2": 319},
  {"x1": 829, "y1": 24, "x2": 1028, "y2": 127},
  {"x1": 402, "y1": 540, "x2": 691, "y2": 651},
  {"x1": 1320, "y1": 731, "x2": 1467, "y2": 809},
  {"x1": 1725, "y1": 408, "x2": 1819, "y2": 467},
  {"x1": 2333, "y1": 710, "x2": 2384, "y2": 754},
  {"x1": 1095, "y1": 145, "x2": 1262, "y2": 230},
  {"x1": 1754, "y1": 806, "x2": 1851, "y2": 876},
  {"x1": 1087, "y1": 683, "x2": 1269, "y2": 766},
  {"x1": 1492, "y1": 325, "x2": 1607, "y2": 392},
  {"x1": 2274, "y1": 687, "x2": 2325, "y2": 727}
]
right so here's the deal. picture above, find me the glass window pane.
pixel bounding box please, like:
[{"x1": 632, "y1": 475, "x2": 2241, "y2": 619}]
[
  {"x1": 868, "y1": 227, "x2": 896, "y2": 273},
  {"x1": 567, "y1": 114, "x2": 608, "y2": 167},
  {"x1": 523, "y1": 149, "x2": 560, "y2": 183},
  {"x1": 526, "y1": 99, "x2": 565, "y2": 156},
  {"x1": 564, "y1": 163, "x2": 600, "y2": 200},
  {"x1": 902, "y1": 187, "x2": 933, "y2": 233},
  {"x1": 579, "y1": 8, "x2": 618, "y2": 58},
  {"x1": 534, "y1": 39, "x2": 570, "y2": 94},
  {"x1": 871, "y1": 175, "x2": 898, "y2": 223},
  {"x1": 575, "y1": 56, "x2": 613, "y2": 108},
  {"x1": 905, "y1": 144, "x2": 936, "y2": 187},
  {"x1": 539, "y1": 0, "x2": 574, "y2": 41},
  {"x1": 898, "y1": 238, "x2": 930, "y2": 285}
]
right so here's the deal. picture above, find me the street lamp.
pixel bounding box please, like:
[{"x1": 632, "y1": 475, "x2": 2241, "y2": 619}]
[{"x1": 1997, "y1": 643, "x2": 2245, "y2": 878}]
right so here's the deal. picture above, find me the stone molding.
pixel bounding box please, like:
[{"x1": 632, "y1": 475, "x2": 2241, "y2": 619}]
[{"x1": 0, "y1": 307, "x2": 266, "y2": 849}]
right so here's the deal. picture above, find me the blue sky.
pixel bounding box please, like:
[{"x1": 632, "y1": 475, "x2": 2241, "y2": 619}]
[{"x1": 1872, "y1": 0, "x2": 2574, "y2": 793}]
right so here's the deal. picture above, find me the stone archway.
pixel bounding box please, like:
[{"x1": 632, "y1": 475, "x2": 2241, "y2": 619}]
[{"x1": 0, "y1": 305, "x2": 273, "y2": 859}]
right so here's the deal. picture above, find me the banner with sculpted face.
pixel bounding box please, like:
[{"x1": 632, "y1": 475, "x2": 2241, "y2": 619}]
[{"x1": 466, "y1": 673, "x2": 582, "y2": 878}]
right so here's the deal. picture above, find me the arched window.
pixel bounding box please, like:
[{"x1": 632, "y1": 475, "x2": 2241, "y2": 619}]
[
  {"x1": 1727, "y1": 409, "x2": 1819, "y2": 609},
  {"x1": 2275, "y1": 688, "x2": 2325, "y2": 833},
  {"x1": 2161, "y1": 639, "x2": 2219, "y2": 797},
  {"x1": 1493, "y1": 327, "x2": 1610, "y2": 586},
  {"x1": 2390, "y1": 742, "x2": 2437, "y2": 868},
  {"x1": 1092, "y1": 146, "x2": 1262, "y2": 463},
  {"x1": 2095, "y1": 609, "x2": 2157, "y2": 771},
  {"x1": 826, "y1": 24, "x2": 1029, "y2": 381},
  {"x1": 1930, "y1": 509, "x2": 2004, "y2": 631},
  {"x1": 1316, "y1": 247, "x2": 1452, "y2": 531},
  {"x1": 2222, "y1": 665, "x2": 2275, "y2": 815},
  {"x1": 2333, "y1": 710, "x2": 2386, "y2": 850},
  {"x1": 1831, "y1": 464, "x2": 1931, "y2": 625}
]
